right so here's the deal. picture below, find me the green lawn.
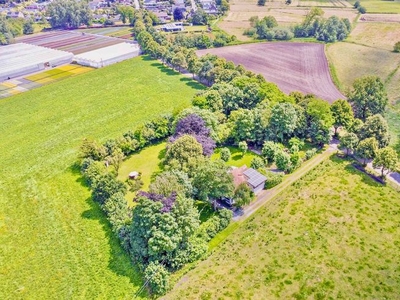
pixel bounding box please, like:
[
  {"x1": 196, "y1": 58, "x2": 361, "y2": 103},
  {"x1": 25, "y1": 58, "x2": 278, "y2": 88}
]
[
  {"x1": 212, "y1": 146, "x2": 260, "y2": 167},
  {"x1": 0, "y1": 56, "x2": 203, "y2": 298},
  {"x1": 117, "y1": 142, "x2": 166, "y2": 205},
  {"x1": 165, "y1": 156, "x2": 400, "y2": 299}
]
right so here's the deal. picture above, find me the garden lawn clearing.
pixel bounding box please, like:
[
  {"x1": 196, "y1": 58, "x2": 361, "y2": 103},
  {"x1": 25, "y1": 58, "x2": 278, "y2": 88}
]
[
  {"x1": 117, "y1": 142, "x2": 166, "y2": 205},
  {"x1": 212, "y1": 146, "x2": 260, "y2": 167},
  {"x1": 0, "y1": 56, "x2": 203, "y2": 299},
  {"x1": 198, "y1": 42, "x2": 345, "y2": 103},
  {"x1": 165, "y1": 156, "x2": 400, "y2": 299}
]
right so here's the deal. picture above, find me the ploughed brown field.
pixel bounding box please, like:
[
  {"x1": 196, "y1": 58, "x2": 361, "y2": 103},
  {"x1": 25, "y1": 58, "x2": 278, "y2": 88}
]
[{"x1": 197, "y1": 42, "x2": 345, "y2": 103}]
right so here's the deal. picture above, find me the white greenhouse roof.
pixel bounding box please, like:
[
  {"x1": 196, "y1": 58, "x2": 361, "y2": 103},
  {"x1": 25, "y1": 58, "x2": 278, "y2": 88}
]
[
  {"x1": 73, "y1": 43, "x2": 140, "y2": 68},
  {"x1": 0, "y1": 43, "x2": 73, "y2": 81}
]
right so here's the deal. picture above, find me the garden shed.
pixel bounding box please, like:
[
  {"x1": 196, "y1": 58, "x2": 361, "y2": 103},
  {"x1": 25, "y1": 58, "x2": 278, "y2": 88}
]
[
  {"x1": 0, "y1": 43, "x2": 73, "y2": 82},
  {"x1": 73, "y1": 43, "x2": 140, "y2": 68},
  {"x1": 231, "y1": 165, "x2": 267, "y2": 194}
]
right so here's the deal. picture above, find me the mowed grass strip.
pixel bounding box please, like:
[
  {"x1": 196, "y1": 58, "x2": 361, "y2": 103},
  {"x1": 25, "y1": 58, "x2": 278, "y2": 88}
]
[
  {"x1": 0, "y1": 56, "x2": 203, "y2": 299},
  {"x1": 165, "y1": 156, "x2": 400, "y2": 299}
]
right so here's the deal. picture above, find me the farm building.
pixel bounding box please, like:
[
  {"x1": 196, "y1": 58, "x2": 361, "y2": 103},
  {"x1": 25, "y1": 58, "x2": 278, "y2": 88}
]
[
  {"x1": 73, "y1": 43, "x2": 140, "y2": 68},
  {"x1": 161, "y1": 22, "x2": 184, "y2": 32},
  {"x1": 231, "y1": 165, "x2": 267, "y2": 194},
  {"x1": 0, "y1": 43, "x2": 73, "y2": 82}
]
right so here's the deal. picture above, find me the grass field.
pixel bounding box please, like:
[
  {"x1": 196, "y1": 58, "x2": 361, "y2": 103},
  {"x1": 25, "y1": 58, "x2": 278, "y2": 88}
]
[
  {"x1": 117, "y1": 142, "x2": 166, "y2": 205},
  {"x1": 212, "y1": 147, "x2": 260, "y2": 167},
  {"x1": 360, "y1": 0, "x2": 400, "y2": 13},
  {"x1": 165, "y1": 156, "x2": 400, "y2": 299},
  {"x1": 0, "y1": 56, "x2": 203, "y2": 299}
]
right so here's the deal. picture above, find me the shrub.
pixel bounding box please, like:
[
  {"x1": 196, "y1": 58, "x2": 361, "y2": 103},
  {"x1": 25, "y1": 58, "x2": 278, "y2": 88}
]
[
  {"x1": 92, "y1": 174, "x2": 127, "y2": 205},
  {"x1": 275, "y1": 150, "x2": 292, "y2": 172},
  {"x1": 273, "y1": 28, "x2": 293, "y2": 40},
  {"x1": 394, "y1": 41, "x2": 400, "y2": 53},
  {"x1": 144, "y1": 262, "x2": 170, "y2": 296},
  {"x1": 220, "y1": 147, "x2": 231, "y2": 162},
  {"x1": 354, "y1": 0, "x2": 360, "y2": 8},
  {"x1": 262, "y1": 141, "x2": 280, "y2": 162},
  {"x1": 305, "y1": 148, "x2": 317, "y2": 160},
  {"x1": 251, "y1": 157, "x2": 265, "y2": 169},
  {"x1": 264, "y1": 171, "x2": 284, "y2": 189}
]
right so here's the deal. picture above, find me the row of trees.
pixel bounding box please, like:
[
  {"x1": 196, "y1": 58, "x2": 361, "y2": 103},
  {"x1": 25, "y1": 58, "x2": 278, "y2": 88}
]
[{"x1": 245, "y1": 8, "x2": 352, "y2": 43}]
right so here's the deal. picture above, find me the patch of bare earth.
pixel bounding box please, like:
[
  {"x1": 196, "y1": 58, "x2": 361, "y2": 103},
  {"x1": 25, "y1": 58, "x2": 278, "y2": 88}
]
[{"x1": 197, "y1": 42, "x2": 345, "y2": 103}]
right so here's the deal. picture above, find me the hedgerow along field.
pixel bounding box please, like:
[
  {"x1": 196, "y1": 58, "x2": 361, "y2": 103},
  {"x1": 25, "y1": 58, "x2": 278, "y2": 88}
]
[
  {"x1": 165, "y1": 156, "x2": 400, "y2": 299},
  {"x1": 0, "y1": 56, "x2": 204, "y2": 299}
]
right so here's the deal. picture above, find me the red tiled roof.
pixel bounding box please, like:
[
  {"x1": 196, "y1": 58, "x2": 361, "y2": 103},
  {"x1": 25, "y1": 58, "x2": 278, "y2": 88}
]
[{"x1": 231, "y1": 165, "x2": 248, "y2": 188}]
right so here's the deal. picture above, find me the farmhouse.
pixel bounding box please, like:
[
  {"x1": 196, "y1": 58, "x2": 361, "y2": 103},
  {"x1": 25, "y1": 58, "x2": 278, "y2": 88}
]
[{"x1": 231, "y1": 165, "x2": 267, "y2": 194}]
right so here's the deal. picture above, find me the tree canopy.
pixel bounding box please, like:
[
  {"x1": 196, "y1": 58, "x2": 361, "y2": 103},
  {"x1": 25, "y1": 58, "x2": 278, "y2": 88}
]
[
  {"x1": 47, "y1": 0, "x2": 92, "y2": 29},
  {"x1": 347, "y1": 76, "x2": 388, "y2": 121}
]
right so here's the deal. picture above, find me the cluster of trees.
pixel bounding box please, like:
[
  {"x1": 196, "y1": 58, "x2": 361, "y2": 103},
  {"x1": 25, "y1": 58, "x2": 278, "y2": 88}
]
[
  {"x1": 334, "y1": 76, "x2": 398, "y2": 177},
  {"x1": 47, "y1": 0, "x2": 92, "y2": 29},
  {"x1": 0, "y1": 15, "x2": 33, "y2": 44},
  {"x1": 245, "y1": 8, "x2": 351, "y2": 43},
  {"x1": 244, "y1": 16, "x2": 293, "y2": 41},
  {"x1": 293, "y1": 8, "x2": 351, "y2": 42}
]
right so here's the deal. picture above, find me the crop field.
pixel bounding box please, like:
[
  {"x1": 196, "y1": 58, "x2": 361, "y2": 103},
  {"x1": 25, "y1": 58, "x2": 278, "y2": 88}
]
[
  {"x1": 165, "y1": 156, "x2": 400, "y2": 299},
  {"x1": 15, "y1": 30, "x2": 127, "y2": 54},
  {"x1": 0, "y1": 65, "x2": 93, "y2": 98},
  {"x1": 0, "y1": 56, "x2": 204, "y2": 299},
  {"x1": 198, "y1": 42, "x2": 345, "y2": 102},
  {"x1": 77, "y1": 27, "x2": 134, "y2": 39},
  {"x1": 218, "y1": 0, "x2": 358, "y2": 40}
]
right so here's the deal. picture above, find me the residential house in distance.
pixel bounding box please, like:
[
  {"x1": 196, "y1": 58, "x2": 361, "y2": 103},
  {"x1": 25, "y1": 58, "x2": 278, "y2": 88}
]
[
  {"x1": 231, "y1": 165, "x2": 267, "y2": 194},
  {"x1": 7, "y1": 11, "x2": 24, "y2": 18},
  {"x1": 161, "y1": 22, "x2": 183, "y2": 32}
]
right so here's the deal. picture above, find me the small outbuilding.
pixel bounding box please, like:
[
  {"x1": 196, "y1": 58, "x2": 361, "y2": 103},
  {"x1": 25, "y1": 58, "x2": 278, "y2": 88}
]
[{"x1": 230, "y1": 165, "x2": 267, "y2": 194}]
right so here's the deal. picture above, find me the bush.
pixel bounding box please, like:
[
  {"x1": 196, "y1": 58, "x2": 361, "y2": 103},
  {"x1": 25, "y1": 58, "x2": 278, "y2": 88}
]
[
  {"x1": 92, "y1": 173, "x2": 127, "y2": 205},
  {"x1": 262, "y1": 141, "x2": 280, "y2": 162},
  {"x1": 358, "y1": 6, "x2": 366, "y2": 13},
  {"x1": 220, "y1": 147, "x2": 231, "y2": 162},
  {"x1": 275, "y1": 150, "x2": 292, "y2": 172},
  {"x1": 144, "y1": 262, "x2": 170, "y2": 296},
  {"x1": 273, "y1": 28, "x2": 293, "y2": 40},
  {"x1": 251, "y1": 156, "x2": 265, "y2": 169},
  {"x1": 305, "y1": 148, "x2": 317, "y2": 160},
  {"x1": 264, "y1": 171, "x2": 284, "y2": 189},
  {"x1": 354, "y1": 0, "x2": 360, "y2": 8},
  {"x1": 394, "y1": 41, "x2": 400, "y2": 53},
  {"x1": 197, "y1": 208, "x2": 232, "y2": 241}
]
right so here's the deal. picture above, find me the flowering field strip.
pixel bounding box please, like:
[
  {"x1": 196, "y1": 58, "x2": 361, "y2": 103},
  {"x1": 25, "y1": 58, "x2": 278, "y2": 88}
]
[{"x1": 0, "y1": 65, "x2": 93, "y2": 99}]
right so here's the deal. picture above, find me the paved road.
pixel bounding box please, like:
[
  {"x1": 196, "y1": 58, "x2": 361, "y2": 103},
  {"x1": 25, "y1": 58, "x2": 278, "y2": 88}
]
[{"x1": 232, "y1": 140, "x2": 338, "y2": 222}]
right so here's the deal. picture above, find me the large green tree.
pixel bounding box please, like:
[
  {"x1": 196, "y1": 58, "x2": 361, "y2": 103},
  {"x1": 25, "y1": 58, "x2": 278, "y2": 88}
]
[
  {"x1": 347, "y1": 76, "x2": 388, "y2": 121},
  {"x1": 358, "y1": 114, "x2": 390, "y2": 148},
  {"x1": 356, "y1": 137, "x2": 378, "y2": 164},
  {"x1": 164, "y1": 135, "x2": 203, "y2": 172},
  {"x1": 306, "y1": 99, "x2": 334, "y2": 146},
  {"x1": 149, "y1": 170, "x2": 193, "y2": 198},
  {"x1": 331, "y1": 99, "x2": 354, "y2": 135},
  {"x1": 339, "y1": 132, "x2": 359, "y2": 156},
  {"x1": 373, "y1": 147, "x2": 398, "y2": 177},
  {"x1": 192, "y1": 159, "x2": 235, "y2": 204},
  {"x1": 268, "y1": 102, "x2": 298, "y2": 142}
]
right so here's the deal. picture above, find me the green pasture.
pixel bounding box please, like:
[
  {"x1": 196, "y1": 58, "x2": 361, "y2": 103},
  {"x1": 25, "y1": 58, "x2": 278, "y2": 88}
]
[
  {"x1": 166, "y1": 156, "x2": 400, "y2": 299},
  {"x1": 117, "y1": 142, "x2": 166, "y2": 205},
  {"x1": 361, "y1": 0, "x2": 400, "y2": 13},
  {"x1": 212, "y1": 146, "x2": 260, "y2": 167},
  {"x1": 0, "y1": 56, "x2": 203, "y2": 298}
]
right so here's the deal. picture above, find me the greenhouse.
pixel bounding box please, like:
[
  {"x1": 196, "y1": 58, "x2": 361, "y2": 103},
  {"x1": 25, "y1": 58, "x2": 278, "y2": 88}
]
[
  {"x1": 73, "y1": 43, "x2": 140, "y2": 68},
  {"x1": 0, "y1": 43, "x2": 74, "y2": 82}
]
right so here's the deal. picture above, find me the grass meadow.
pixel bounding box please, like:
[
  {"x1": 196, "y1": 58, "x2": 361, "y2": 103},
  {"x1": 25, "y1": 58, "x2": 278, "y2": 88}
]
[
  {"x1": 212, "y1": 147, "x2": 260, "y2": 167},
  {"x1": 0, "y1": 56, "x2": 203, "y2": 299},
  {"x1": 165, "y1": 156, "x2": 400, "y2": 299}
]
